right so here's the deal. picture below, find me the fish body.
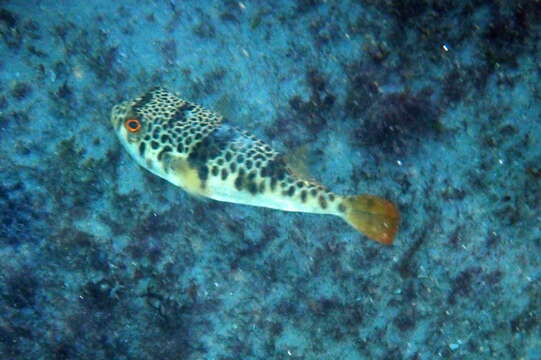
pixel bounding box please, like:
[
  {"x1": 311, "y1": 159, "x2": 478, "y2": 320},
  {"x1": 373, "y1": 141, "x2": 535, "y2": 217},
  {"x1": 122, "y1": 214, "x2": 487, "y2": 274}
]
[{"x1": 111, "y1": 88, "x2": 399, "y2": 244}]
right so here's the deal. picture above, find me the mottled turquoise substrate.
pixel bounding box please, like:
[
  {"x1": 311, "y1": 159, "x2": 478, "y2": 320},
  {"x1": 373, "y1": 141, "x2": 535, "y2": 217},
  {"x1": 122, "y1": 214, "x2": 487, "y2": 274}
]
[{"x1": 0, "y1": 1, "x2": 540, "y2": 359}]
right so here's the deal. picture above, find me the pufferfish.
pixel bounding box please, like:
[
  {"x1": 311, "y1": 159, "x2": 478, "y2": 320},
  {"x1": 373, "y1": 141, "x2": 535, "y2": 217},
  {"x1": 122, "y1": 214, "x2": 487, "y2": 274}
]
[{"x1": 111, "y1": 87, "x2": 399, "y2": 245}]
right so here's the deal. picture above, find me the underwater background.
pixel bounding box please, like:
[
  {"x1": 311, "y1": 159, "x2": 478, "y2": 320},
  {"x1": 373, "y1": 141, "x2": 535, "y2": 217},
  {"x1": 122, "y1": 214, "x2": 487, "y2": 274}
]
[{"x1": 0, "y1": 0, "x2": 540, "y2": 359}]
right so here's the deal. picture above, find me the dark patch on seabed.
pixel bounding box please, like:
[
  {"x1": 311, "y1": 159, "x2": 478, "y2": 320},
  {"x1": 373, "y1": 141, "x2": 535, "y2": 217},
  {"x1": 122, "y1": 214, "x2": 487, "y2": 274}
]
[{"x1": 0, "y1": 1, "x2": 540, "y2": 359}]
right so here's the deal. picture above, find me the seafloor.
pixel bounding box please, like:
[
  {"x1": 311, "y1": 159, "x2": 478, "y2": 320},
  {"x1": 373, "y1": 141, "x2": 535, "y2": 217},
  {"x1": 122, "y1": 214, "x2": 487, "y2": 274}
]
[{"x1": 0, "y1": 1, "x2": 540, "y2": 359}]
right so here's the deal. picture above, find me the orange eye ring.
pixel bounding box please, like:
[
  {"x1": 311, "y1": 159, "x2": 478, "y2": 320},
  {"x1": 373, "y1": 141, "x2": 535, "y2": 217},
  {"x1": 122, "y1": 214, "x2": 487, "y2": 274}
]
[{"x1": 125, "y1": 118, "x2": 142, "y2": 133}]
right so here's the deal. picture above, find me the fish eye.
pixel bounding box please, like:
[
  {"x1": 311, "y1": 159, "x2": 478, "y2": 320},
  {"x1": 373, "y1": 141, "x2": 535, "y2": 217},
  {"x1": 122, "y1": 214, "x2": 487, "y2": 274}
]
[{"x1": 125, "y1": 118, "x2": 142, "y2": 133}]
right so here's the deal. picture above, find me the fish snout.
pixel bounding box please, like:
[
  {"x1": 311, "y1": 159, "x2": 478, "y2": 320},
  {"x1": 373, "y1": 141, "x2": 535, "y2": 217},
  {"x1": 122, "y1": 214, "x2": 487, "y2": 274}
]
[{"x1": 111, "y1": 102, "x2": 129, "y2": 130}]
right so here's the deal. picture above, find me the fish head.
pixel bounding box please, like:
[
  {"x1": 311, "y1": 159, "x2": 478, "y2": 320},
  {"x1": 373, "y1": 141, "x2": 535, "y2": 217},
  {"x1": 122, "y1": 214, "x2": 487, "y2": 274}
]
[
  {"x1": 111, "y1": 98, "x2": 146, "y2": 155},
  {"x1": 111, "y1": 87, "x2": 222, "y2": 179},
  {"x1": 110, "y1": 88, "x2": 182, "y2": 168}
]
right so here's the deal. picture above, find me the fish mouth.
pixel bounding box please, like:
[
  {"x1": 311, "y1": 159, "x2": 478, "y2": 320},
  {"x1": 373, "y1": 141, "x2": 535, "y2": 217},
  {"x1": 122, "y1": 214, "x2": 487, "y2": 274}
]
[
  {"x1": 110, "y1": 114, "x2": 119, "y2": 129},
  {"x1": 111, "y1": 103, "x2": 128, "y2": 130},
  {"x1": 110, "y1": 105, "x2": 120, "y2": 129}
]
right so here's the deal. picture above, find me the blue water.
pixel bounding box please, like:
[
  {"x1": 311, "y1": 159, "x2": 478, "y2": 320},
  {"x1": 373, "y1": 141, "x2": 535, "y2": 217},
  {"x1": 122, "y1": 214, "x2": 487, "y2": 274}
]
[{"x1": 1, "y1": 1, "x2": 540, "y2": 359}]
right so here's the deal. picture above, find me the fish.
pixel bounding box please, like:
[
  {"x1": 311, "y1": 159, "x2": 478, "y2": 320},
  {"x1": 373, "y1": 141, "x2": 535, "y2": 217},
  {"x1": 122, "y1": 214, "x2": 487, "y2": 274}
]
[{"x1": 111, "y1": 87, "x2": 400, "y2": 245}]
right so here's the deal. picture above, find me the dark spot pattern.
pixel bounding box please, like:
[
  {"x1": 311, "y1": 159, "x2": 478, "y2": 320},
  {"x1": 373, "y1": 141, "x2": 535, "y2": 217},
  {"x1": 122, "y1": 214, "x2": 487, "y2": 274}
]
[
  {"x1": 171, "y1": 102, "x2": 195, "y2": 123},
  {"x1": 131, "y1": 89, "x2": 155, "y2": 113},
  {"x1": 139, "y1": 142, "x2": 146, "y2": 156},
  {"x1": 261, "y1": 156, "x2": 288, "y2": 181},
  {"x1": 319, "y1": 195, "x2": 327, "y2": 209},
  {"x1": 287, "y1": 186, "x2": 295, "y2": 197},
  {"x1": 199, "y1": 165, "x2": 208, "y2": 181},
  {"x1": 247, "y1": 182, "x2": 258, "y2": 194},
  {"x1": 157, "y1": 146, "x2": 172, "y2": 161},
  {"x1": 270, "y1": 177, "x2": 277, "y2": 191},
  {"x1": 187, "y1": 124, "x2": 238, "y2": 184},
  {"x1": 234, "y1": 176, "x2": 243, "y2": 190},
  {"x1": 221, "y1": 169, "x2": 228, "y2": 180}
]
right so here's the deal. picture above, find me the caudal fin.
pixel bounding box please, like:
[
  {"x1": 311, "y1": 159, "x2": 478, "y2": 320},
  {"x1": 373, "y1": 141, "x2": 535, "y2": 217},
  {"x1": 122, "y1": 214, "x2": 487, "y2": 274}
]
[{"x1": 342, "y1": 194, "x2": 400, "y2": 245}]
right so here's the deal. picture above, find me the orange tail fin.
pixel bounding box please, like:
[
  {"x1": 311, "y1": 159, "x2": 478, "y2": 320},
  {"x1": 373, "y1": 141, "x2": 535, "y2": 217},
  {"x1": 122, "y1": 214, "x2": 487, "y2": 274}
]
[{"x1": 342, "y1": 194, "x2": 400, "y2": 245}]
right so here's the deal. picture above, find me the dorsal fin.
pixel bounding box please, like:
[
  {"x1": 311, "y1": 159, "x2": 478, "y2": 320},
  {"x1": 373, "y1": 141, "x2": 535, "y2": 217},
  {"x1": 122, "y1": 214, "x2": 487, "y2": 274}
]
[{"x1": 284, "y1": 144, "x2": 323, "y2": 185}]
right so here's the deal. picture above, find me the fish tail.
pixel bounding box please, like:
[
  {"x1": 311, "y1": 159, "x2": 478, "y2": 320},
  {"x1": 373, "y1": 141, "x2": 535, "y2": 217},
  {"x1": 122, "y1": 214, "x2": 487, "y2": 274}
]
[{"x1": 342, "y1": 194, "x2": 400, "y2": 245}]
